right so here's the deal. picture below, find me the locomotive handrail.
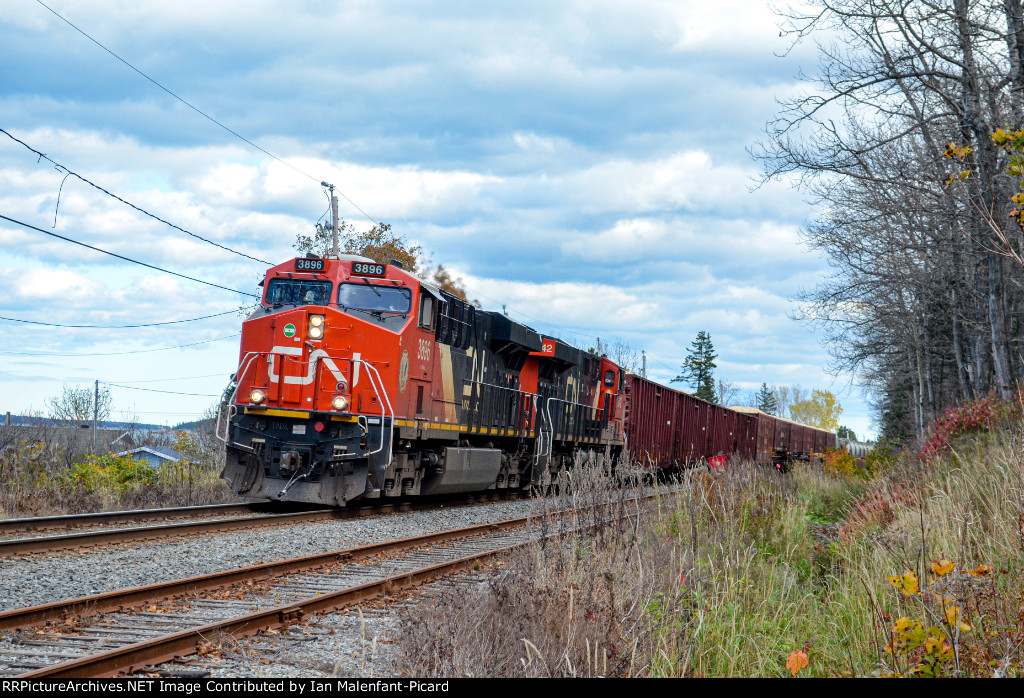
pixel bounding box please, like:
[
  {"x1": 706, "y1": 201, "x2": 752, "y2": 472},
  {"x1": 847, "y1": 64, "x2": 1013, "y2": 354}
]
[
  {"x1": 543, "y1": 396, "x2": 605, "y2": 457},
  {"x1": 216, "y1": 351, "x2": 261, "y2": 443},
  {"x1": 534, "y1": 394, "x2": 547, "y2": 465},
  {"x1": 350, "y1": 358, "x2": 393, "y2": 464},
  {"x1": 463, "y1": 379, "x2": 539, "y2": 397}
]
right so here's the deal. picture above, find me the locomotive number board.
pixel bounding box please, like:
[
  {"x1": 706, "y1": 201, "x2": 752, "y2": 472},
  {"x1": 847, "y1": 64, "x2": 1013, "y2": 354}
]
[
  {"x1": 351, "y1": 262, "x2": 386, "y2": 277},
  {"x1": 295, "y1": 258, "x2": 325, "y2": 271}
]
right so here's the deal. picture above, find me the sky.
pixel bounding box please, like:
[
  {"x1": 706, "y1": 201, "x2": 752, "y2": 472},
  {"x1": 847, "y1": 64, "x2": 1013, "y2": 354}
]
[{"x1": 0, "y1": 1, "x2": 876, "y2": 438}]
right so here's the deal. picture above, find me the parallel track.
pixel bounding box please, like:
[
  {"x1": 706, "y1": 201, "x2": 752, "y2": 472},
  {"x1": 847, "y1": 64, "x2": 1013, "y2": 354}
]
[
  {"x1": 0, "y1": 503, "x2": 266, "y2": 535},
  {"x1": 0, "y1": 490, "x2": 652, "y2": 678},
  {"x1": 1, "y1": 517, "x2": 540, "y2": 677},
  {"x1": 0, "y1": 493, "x2": 514, "y2": 557}
]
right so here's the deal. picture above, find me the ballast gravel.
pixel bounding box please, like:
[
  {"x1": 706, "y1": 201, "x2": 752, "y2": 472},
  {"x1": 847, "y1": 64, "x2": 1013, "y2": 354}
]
[{"x1": 0, "y1": 498, "x2": 535, "y2": 612}]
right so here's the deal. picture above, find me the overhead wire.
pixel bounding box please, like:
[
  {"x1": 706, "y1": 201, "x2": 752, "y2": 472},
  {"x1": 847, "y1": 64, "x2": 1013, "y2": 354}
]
[
  {"x1": 113, "y1": 373, "x2": 228, "y2": 384},
  {"x1": 0, "y1": 333, "x2": 239, "y2": 357},
  {"x1": 0, "y1": 128, "x2": 273, "y2": 266},
  {"x1": 0, "y1": 213, "x2": 257, "y2": 297},
  {"x1": 106, "y1": 383, "x2": 220, "y2": 397},
  {"x1": 34, "y1": 0, "x2": 379, "y2": 225},
  {"x1": 0, "y1": 309, "x2": 240, "y2": 329}
]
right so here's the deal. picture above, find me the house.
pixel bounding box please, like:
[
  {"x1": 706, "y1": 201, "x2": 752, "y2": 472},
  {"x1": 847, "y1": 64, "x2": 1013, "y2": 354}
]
[{"x1": 114, "y1": 446, "x2": 185, "y2": 468}]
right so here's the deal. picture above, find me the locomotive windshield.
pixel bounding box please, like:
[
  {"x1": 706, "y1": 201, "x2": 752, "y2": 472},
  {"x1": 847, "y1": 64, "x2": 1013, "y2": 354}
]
[
  {"x1": 265, "y1": 279, "x2": 332, "y2": 306},
  {"x1": 338, "y1": 283, "x2": 412, "y2": 314}
]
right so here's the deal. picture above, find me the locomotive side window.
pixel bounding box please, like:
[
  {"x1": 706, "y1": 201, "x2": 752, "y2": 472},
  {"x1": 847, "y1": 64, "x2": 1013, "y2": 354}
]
[
  {"x1": 418, "y1": 294, "x2": 435, "y2": 330},
  {"x1": 604, "y1": 370, "x2": 616, "y2": 387},
  {"x1": 338, "y1": 283, "x2": 411, "y2": 314},
  {"x1": 265, "y1": 279, "x2": 332, "y2": 307}
]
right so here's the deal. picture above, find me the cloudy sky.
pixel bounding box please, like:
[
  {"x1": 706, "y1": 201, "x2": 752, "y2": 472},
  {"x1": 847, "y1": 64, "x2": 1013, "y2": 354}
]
[{"x1": 0, "y1": 1, "x2": 874, "y2": 437}]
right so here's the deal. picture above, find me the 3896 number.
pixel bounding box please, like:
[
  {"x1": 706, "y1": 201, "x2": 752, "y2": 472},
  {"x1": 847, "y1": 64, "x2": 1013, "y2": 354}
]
[
  {"x1": 295, "y1": 258, "x2": 325, "y2": 271},
  {"x1": 352, "y1": 262, "x2": 386, "y2": 276}
]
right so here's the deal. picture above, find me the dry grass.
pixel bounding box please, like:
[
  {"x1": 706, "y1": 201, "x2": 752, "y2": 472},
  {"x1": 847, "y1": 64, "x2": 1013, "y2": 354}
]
[
  {"x1": 396, "y1": 429, "x2": 1024, "y2": 677},
  {"x1": 0, "y1": 426, "x2": 238, "y2": 517}
]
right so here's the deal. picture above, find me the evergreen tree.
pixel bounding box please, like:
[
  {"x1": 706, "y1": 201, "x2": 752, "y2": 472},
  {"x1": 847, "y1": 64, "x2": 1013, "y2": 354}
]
[
  {"x1": 672, "y1": 331, "x2": 717, "y2": 403},
  {"x1": 755, "y1": 382, "x2": 778, "y2": 414},
  {"x1": 837, "y1": 425, "x2": 858, "y2": 441}
]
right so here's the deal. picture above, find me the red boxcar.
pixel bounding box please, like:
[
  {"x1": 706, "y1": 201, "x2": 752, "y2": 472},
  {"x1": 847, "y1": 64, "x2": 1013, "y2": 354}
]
[
  {"x1": 623, "y1": 374, "x2": 760, "y2": 468},
  {"x1": 731, "y1": 407, "x2": 836, "y2": 463}
]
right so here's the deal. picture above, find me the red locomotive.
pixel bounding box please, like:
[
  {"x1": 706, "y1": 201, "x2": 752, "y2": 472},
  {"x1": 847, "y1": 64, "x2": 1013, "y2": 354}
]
[{"x1": 219, "y1": 254, "x2": 835, "y2": 506}]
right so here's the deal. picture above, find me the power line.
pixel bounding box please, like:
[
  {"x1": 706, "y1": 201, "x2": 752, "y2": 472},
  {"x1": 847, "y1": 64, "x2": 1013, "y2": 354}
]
[
  {"x1": 0, "y1": 333, "x2": 238, "y2": 357},
  {"x1": 0, "y1": 213, "x2": 257, "y2": 297},
  {"x1": 34, "y1": 0, "x2": 378, "y2": 226},
  {"x1": 113, "y1": 410, "x2": 207, "y2": 417},
  {"x1": 0, "y1": 309, "x2": 240, "y2": 329},
  {"x1": 114, "y1": 373, "x2": 228, "y2": 384},
  {"x1": 107, "y1": 383, "x2": 219, "y2": 397},
  {"x1": 0, "y1": 128, "x2": 273, "y2": 265}
]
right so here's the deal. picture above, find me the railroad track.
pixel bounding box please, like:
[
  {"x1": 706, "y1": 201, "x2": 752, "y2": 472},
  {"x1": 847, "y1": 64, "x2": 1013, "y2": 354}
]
[
  {"x1": 0, "y1": 487, "x2": 652, "y2": 678},
  {"x1": 0, "y1": 493, "x2": 515, "y2": 557},
  {"x1": 0, "y1": 503, "x2": 270, "y2": 536},
  {"x1": 0, "y1": 516, "x2": 544, "y2": 677}
]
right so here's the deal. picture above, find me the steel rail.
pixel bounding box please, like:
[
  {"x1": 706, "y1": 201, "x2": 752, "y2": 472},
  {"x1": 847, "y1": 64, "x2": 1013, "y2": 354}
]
[
  {"x1": 0, "y1": 508, "x2": 347, "y2": 557},
  {"x1": 0, "y1": 517, "x2": 529, "y2": 632},
  {"x1": 5, "y1": 493, "x2": 658, "y2": 677},
  {"x1": 0, "y1": 493, "x2": 513, "y2": 557},
  {"x1": 20, "y1": 541, "x2": 534, "y2": 678},
  {"x1": 0, "y1": 503, "x2": 265, "y2": 535}
]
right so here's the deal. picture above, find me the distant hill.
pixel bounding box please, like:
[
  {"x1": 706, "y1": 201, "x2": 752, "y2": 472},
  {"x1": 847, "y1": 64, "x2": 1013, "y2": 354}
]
[{"x1": 171, "y1": 418, "x2": 214, "y2": 431}]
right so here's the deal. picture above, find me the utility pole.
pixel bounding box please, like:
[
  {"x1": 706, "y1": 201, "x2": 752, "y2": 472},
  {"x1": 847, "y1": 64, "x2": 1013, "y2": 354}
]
[
  {"x1": 322, "y1": 182, "x2": 340, "y2": 258},
  {"x1": 92, "y1": 379, "x2": 99, "y2": 454},
  {"x1": 642, "y1": 350, "x2": 647, "y2": 378}
]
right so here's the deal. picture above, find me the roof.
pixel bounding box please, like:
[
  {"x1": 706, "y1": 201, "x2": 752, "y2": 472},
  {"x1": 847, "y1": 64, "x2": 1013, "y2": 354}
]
[{"x1": 114, "y1": 446, "x2": 184, "y2": 462}]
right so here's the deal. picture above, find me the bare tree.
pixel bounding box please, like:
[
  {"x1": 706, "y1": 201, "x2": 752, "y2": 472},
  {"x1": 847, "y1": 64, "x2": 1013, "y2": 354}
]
[
  {"x1": 47, "y1": 384, "x2": 111, "y2": 427},
  {"x1": 756, "y1": 0, "x2": 1024, "y2": 441}
]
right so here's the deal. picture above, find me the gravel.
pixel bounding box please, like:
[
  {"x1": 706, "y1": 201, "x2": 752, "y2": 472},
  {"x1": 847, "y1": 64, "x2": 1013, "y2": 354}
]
[
  {"x1": 0, "y1": 498, "x2": 535, "y2": 612},
  {"x1": 146, "y1": 574, "x2": 489, "y2": 679}
]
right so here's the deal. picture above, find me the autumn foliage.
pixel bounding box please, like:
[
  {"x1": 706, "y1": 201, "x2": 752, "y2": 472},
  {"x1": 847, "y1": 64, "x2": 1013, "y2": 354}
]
[{"x1": 918, "y1": 393, "x2": 1019, "y2": 461}]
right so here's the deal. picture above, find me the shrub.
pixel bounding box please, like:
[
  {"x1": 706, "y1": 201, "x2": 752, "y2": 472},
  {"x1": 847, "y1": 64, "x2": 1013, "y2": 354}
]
[
  {"x1": 65, "y1": 452, "x2": 155, "y2": 493},
  {"x1": 822, "y1": 447, "x2": 858, "y2": 478},
  {"x1": 919, "y1": 394, "x2": 1018, "y2": 461}
]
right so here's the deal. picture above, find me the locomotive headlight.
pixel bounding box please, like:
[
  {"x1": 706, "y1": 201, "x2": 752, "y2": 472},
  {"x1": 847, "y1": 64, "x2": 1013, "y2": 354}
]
[
  {"x1": 332, "y1": 395, "x2": 349, "y2": 411},
  {"x1": 308, "y1": 315, "x2": 325, "y2": 340},
  {"x1": 249, "y1": 389, "x2": 266, "y2": 404}
]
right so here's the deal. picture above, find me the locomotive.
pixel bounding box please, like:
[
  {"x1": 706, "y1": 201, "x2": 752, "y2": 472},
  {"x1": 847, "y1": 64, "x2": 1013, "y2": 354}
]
[
  {"x1": 218, "y1": 254, "x2": 835, "y2": 507},
  {"x1": 219, "y1": 254, "x2": 623, "y2": 506}
]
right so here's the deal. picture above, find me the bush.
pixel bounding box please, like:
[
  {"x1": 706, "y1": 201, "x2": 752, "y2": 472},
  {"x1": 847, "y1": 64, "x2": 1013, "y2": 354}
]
[
  {"x1": 66, "y1": 452, "x2": 155, "y2": 493},
  {"x1": 919, "y1": 394, "x2": 1018, "y2": 461}
]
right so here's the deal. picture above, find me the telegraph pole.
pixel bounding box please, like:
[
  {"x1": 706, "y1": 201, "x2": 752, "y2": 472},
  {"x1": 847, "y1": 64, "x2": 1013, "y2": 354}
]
[
  {"x1": 322, "y1": 182, "x2": 340, "y2": 258},
  {"x1": 92, "y1": 379, "x2": 99, "y2": 453},
  {"x1": 642, "y1": 350, "x2": 646, "y2": 378}
]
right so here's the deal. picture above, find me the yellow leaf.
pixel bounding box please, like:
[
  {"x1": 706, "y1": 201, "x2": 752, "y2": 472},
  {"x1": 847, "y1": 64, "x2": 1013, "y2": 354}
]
[
  {"x1": 930, "y1": 559, "x2": 955, "y2": 577},
  {"x1": 943, "y1": 604, "x2": 960, "y2": 625},
  {"x1": 786, "y1": 650, "x2": 808, "y2": 677},
  {"x1": 889, "y1": 570, "x2": 919, "y2": 596},
  {"x1": 968, "y1": 564, "x2": 993, "y2": 577}
]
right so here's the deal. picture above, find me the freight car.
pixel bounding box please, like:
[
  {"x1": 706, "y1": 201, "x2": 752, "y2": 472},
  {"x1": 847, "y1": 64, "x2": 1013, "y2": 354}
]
[
  {"x1": 218, "y1": 254, "x2": 835, "y2": 506},
  {"x1": 622, "y1": 375, "x2": 836, "y2": 470}
]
